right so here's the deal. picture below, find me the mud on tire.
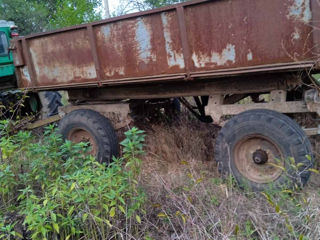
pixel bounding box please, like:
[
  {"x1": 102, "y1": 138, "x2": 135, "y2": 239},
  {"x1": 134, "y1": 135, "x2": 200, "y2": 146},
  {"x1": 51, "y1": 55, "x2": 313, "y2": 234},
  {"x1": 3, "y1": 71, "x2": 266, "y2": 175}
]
[{"x1": 214, "y1": 109, "x2": 314, "y2": 191}]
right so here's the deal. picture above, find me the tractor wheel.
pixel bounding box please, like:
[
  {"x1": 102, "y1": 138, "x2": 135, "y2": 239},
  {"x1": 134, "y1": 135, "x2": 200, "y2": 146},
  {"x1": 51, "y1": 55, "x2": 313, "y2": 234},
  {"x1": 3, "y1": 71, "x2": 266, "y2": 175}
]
[
  {"x1": 58, "y1": 109, "x2": 119, "y2": 164},
  {"x1": 215, "y1": 109, "x2": 314, "y2": 191}
]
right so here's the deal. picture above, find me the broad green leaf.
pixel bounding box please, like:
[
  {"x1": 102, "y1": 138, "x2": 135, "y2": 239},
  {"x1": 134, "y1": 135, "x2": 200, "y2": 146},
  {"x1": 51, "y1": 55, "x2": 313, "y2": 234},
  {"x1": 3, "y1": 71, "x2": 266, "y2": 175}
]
[
  {"x1": 118, "y1": 205, "x2": 126, "y2": 214},
  {"x1": 110, "y1": 207, "x2": 116, "y2": 217},
  {"x1": 309, "y1": 168, "x2": 319, "y2": 174},
  {"x1": 136, "y1": 215, "x2": 141, "y2": 224},
  {"x1": 50, "y1": 212, "x2": 56, "y2": 222},
  {"x1": 68, "y1": 206, "x2": 75, "y2": 216},
  {"x1": 53, "y1": 223, "x2": 59, "y2": 233},
  {"x1": 70, "y1": 182, "x2": 76, "y2": 191}
]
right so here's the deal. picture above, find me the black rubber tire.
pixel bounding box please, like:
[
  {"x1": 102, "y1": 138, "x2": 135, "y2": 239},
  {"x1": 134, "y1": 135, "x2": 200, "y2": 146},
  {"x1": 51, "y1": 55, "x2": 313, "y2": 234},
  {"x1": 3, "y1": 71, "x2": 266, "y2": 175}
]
[
  {"x1": 58, "y1": 109, "x2": 119, "y2": 164},
  {"x1": 215, "y1": 109, "x2": 314, "y2": 191},
  {"x1": 45, "y1": 91, "x2": 63, "y2": 117}
]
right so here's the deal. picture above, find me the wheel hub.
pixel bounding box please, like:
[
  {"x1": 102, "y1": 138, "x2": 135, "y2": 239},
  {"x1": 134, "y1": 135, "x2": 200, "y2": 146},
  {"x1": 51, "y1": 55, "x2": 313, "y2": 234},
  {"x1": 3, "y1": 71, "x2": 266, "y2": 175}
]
[
  {"x1": 233, "y1": 135, "x2": 284, "y2": 184},
  {"x1": 252, "y1": 149, "x2": 268, "y2": 164},
  {"x1": 67, "y1": 128, "x2": 97, "y2": 156}
]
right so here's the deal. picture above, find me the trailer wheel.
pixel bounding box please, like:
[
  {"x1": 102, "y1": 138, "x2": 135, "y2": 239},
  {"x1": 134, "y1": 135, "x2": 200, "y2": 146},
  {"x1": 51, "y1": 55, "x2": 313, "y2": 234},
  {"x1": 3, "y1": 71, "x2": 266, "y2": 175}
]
[
  {"x1": 45, "y1": 91, "x2": 63, "y2": 117},
  {"x1": 58, "y1": 109, "x2": 119, "y2": 164},
  {"x1": 215, "y1": 109, "x2": 314, "y2": 191}
]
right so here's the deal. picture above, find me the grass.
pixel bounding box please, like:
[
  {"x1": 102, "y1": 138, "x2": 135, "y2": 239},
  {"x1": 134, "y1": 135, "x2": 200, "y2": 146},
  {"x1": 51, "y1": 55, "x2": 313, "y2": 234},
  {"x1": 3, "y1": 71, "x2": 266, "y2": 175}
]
[{"x1": 136, "y1": 115, "x2": 320, "y2": 240}]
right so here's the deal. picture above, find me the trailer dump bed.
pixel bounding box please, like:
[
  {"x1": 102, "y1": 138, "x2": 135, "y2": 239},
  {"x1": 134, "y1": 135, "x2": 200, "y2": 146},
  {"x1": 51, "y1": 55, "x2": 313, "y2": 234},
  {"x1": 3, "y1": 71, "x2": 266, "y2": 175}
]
[{"x1": 12, "y1": 0, "x2": 320, "y2": 90}]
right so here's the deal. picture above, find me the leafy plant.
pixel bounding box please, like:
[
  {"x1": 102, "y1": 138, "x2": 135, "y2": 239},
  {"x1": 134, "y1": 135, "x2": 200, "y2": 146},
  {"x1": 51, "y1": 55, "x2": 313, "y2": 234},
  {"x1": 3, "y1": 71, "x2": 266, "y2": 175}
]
[{"x1": 0, "y1": 124, "x2": 146, "y2": 239}]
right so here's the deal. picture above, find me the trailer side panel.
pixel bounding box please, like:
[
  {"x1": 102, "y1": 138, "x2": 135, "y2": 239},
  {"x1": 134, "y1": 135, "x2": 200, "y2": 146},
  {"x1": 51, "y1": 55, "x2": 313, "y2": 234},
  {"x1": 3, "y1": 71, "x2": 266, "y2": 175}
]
[{"x1": 13, "y1": 0, "x2": 319, "y2": 90}]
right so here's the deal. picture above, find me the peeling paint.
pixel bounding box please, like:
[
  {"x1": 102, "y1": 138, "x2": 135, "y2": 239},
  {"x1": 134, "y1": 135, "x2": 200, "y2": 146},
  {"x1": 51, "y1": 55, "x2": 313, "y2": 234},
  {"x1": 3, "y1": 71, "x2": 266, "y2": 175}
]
[
  {"x1": 287, "y1": 0, "x2": 312, "y2": 23},
  {"x1": 22, "y1": 67, "x2": 31, "y2": 82},
  {"x1": 135, "y1": 17, "x2": 156, "y2": 63},
  {"x1": 292, "y1": 27, "x2": 301, "y2": 40},
  {"x1": 243, "y1": 16, "x2": 248, "y2": 24},
  {"x1": 15, "y1": 0, "x2": 317, "y2": 89},
  {"x1": 161, "y1": 13, "x2": 185, "y2": 69},
  {"x1": 30, "y1": 48, "x2": 40, "y2": 78},
  {"x1": 29, "y1": 47, "x2": 96, "y2": 83},
  {"x1": 105, "y1": 67, "x2": 125, "y2": 77},
  {"x1": 101, "y1": 25, "x2": 111, "y2": 38},
  {"x1": 247, "y1": 50, "x2": 253, "y2": 61},
  {"x1": 39, "y1": 65, "x2": 96, "y2": 83},
  {"x1": 192, "y1": 44, "x2": 236, "y2": 68}
]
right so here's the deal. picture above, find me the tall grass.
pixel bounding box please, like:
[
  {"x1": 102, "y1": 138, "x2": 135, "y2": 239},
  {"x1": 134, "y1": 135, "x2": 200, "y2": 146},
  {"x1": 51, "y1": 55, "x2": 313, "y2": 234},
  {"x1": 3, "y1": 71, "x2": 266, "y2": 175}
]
[{"x1": 138, "y1": 118, "x2": 320, "y2": 240}]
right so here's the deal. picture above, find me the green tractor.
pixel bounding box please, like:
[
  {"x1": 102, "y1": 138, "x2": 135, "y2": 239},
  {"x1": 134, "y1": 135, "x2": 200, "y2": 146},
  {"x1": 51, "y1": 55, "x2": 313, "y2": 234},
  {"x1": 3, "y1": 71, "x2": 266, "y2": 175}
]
[
  {"x1": 0, "y1": 20, "x2": 17, "y2": 90},
  {"x1": 0, "y1": 20, "x2": 61, "y2": 120}
]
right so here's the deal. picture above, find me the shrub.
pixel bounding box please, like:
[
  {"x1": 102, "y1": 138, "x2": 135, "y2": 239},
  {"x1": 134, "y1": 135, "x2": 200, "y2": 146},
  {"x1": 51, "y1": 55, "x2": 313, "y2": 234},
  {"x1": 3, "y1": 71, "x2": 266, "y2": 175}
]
[{"x1": 0, "y1": 123, "x2": 146, "y2": 240}]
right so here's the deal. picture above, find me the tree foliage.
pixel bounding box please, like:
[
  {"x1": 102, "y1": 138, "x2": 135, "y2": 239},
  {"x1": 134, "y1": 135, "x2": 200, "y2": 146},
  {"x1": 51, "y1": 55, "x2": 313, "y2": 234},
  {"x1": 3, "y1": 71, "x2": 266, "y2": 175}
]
[
  {"x1": 112, "y1": 0, "x2": 188, "y2": 16},
  {"x1": 49, "y1": 0, "x2": 102, "y2": 29},
  {"x1": 0, "y1": 0, "x2": 102, "y2": 35},
  {"x1": 144, "y1": 0, "x2": 187, "y2": 8},
  {"x1": 0, "y1": 0, "x2": 49, "y2": 35}
]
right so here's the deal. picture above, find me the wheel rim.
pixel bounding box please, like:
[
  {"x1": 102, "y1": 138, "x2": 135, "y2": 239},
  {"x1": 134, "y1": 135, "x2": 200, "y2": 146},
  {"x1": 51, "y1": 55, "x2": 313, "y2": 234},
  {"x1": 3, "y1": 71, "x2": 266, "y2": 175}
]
[
  {"x1": 233, "y1": 135, "x2": 284, "y2": 184},
  {"x1": 67, "y1": 128, "x2": 97, "y2": 156}
]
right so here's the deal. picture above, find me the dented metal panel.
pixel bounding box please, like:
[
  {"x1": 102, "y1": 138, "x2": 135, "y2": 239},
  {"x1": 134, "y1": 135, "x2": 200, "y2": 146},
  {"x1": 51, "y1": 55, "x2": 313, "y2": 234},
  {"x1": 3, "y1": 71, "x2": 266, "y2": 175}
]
[{"x1": 12, "y1": 0, "x2": 320, "y2": 90}]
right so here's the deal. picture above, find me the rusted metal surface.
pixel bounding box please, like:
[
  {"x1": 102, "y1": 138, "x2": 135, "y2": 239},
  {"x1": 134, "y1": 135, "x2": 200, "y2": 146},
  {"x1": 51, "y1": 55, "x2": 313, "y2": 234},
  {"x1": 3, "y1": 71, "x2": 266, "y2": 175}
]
[
  {"x1": 94, "y1": 10, "x2": 184, "y2": 81},
  {"x1": 311, "y1": 0, "x2": 320, "y2": 59},
  {"x1": 28, "y1": 30, "x2": 97, "y2": 87},
  {"x1": 234, "y1": 135, "x2": 284, "y2": 184},
  {"x1": 186, "y1": 0, "x2": 314, "y2": 71},
  {"x1": 67, "y1": 73, "x2": 295, "y2": 101},
  {"x1": 68, "y1": 128, "x2": 98, "y2": 156},
  {"x1": 12, "y1": 0, "x2": 320, "y2": 90}
]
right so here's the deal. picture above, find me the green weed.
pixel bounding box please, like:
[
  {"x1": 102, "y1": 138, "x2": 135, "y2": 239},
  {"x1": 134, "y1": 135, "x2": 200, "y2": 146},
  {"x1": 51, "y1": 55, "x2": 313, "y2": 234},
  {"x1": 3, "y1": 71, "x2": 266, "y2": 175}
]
[{"x1": 0, "y1": 122, "x2": 146, "y2": 239}]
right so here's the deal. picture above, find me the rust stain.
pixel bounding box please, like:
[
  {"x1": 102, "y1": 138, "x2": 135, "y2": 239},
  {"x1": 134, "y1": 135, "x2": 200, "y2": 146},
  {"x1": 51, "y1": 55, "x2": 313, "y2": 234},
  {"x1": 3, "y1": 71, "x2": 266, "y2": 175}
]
[
  {"x1": 161, "y1": 12, "x2": 185, "y2": 69},
  {"x1": 13, "y1": 0, "x2": 317, "y2": 89},
  {"x1": 28, "y1": 30, "x2": 96, "y2": 85},
  {"x1": 95, "y1": 11, "x2": 184, "y2": 81},
  {"x1": 185, "y1": 0, "x2": 313, "y2": 71}
]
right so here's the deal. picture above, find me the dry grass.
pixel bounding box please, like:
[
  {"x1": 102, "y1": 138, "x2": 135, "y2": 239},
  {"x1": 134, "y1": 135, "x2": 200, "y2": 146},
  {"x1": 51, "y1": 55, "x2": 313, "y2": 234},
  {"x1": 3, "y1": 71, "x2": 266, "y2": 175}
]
[{"x1": 125, "y1": 115, "x2": 320, "y2": 240}]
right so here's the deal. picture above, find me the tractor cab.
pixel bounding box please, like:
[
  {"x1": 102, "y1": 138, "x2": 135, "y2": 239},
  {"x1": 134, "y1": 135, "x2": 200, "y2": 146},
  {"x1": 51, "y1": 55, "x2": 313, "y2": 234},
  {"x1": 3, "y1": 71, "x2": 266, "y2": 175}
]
[{"x1": 0, "y1": 20, "x2": 18, "y2": 90}]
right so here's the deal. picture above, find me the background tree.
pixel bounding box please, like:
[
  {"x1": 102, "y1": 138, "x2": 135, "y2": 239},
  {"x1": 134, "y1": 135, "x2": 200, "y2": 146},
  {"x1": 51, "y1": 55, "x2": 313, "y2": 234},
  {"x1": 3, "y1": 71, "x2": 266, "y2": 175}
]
[
  {"x1": 49, "y1": 0, "x2": 102, "y2": 29},
  {"x1": 144, "y1": 0, "x2": 187, "y2": 8},
  {"x1": 112, "y1": 0, "x2": 188, "y2": 16},
  {"x1": 0, "y1": 0, "x2": 102, "y2": 35},
  {"x1": 0, "y1": 0, "x2": 49, "y2": 35}
]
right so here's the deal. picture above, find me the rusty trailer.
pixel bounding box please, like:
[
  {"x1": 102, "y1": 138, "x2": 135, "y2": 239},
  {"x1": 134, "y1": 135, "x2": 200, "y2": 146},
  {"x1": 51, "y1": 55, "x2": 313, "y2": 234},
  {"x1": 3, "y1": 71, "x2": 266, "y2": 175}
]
[
  {"x1": 12, "y1": 0, "x2": 320, "y2": 90},
  {"x1": 11, "y1": 0, "x2": 320, "y2": 190}
]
